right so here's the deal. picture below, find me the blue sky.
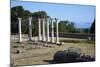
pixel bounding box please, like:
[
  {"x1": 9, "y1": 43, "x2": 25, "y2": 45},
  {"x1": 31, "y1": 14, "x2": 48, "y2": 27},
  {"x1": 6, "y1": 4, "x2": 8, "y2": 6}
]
[{"x1": 11, "y1": 1, "x2": 95, "y2": 28}]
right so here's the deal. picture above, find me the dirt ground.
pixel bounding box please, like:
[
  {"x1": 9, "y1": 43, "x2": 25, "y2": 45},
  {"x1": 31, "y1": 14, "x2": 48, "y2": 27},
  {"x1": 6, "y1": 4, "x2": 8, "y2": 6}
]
[{"x1": 11, "y1": 40, "x2": 95, "y2": 66}]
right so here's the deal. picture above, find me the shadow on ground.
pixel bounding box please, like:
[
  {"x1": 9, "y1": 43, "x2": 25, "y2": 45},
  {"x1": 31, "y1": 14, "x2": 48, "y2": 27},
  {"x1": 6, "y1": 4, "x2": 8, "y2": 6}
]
[{"x1": 43, "y1": 60, "x2": 60, "y2": 64}]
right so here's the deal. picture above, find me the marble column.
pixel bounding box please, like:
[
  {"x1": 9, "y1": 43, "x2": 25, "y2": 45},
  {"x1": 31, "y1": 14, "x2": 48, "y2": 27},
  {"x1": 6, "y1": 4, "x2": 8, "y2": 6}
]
[
  {"x1": 55, "y1": 18, "x2": 59, "y2": 44},
  {"x1": 18, "y1": 18, "x2": 22, "y2": 42},
  {"x1": 47, "y1": 18, "x2": 50, "y2": 42},
  {"x1": 38, "y1": 18, "x2": 42, "y2": 41},
  {"x1": 28, "y1": 17, "x2": 32, "y2": 41},
  {"x1": 42, "y1": 18, "x2": 46, "y2": 41},
  {"x1": 51, "y1": 18, "x2": 54, "y2": 43}
]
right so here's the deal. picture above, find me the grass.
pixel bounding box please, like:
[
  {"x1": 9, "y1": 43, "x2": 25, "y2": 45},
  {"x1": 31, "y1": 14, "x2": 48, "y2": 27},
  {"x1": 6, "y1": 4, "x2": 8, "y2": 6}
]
[
  {"x1": 11, "y1": 37, "x2": 95, "y2": 66},
  {"x1": 11, "y1": 41, "x2": 95, "y2": 66},
  {"x1": 60, "y1": 39, "x2": 95, "y2": 44}
]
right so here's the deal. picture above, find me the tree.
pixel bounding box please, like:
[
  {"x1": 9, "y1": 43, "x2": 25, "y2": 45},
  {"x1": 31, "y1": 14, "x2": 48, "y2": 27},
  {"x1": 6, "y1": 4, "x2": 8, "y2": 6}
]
[
  {"x1": 58, "y1": 21, "x2": 69, "y2": 33},
  {"x1": 58, "y1": 20, "x2": 76, "y2": 33},
  {"x1": 11, "y1": 6, "x2": 49, "y2": 35},
  {"x1": 32, "y1": 11, "x2": 48, "y2": 36},
  {"x1": 82, "y1": 28, "x2": 89, "y2": 33},
  {"x1": 11, "y1": 6, "x2": 24, "y2": 18},
  {"x1": 67, "y1": 22, "x2": 76, "y2": 33},
  {"x1": 11, "y1": 6, "x2": 31, "y2": 34},
  {"x1": 90, "y1": 20, "x2": 95, "y2": 34},
  {"x1": 11, "y1": 6, "x2": 26, "y2": 34},
  {"x1": 11, "y1": 6, "x2": 78, "y2": 35}
]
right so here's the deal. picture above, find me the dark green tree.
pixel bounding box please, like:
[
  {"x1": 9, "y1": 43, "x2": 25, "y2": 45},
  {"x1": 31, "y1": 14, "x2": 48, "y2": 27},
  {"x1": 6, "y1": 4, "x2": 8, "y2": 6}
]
[
  {"x1": 11, "y1": 6, "x2": 24, "y2": 34},
  {"x1": 90, "y1": 20, "x2": 95, "y2": 34},
  {"x1": 58, "y1": 20, "x2": 76, "y2": 33},
  {"x1": 11, "y1": 6, "x2": 31, "y2": 34},
  {"x1": 32, "y1": 11, "x2": 48, "y2": 36},
  {"x1": 67, "y1": 22, "x2": 76, "y2": 33},
  {"x1": 58, "y1": 21, "x2": 69, "y2": 33}
]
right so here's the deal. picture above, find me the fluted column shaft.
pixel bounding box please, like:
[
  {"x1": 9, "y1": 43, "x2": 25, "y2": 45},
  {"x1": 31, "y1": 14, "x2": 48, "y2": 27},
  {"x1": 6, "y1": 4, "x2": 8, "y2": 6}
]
[
  {"x1": 38, "y1": 18, "x2": 42, "y2": 41},
  {"x1": 18, "y1": 18, "x2": 22, "y2": 42},
  {"x1": 47, "y1": 18, "x2": 50, "y2": 42},
  {"x1": 29, "y1": 17, "x2": 32, "y2": 41},
  {"x1": 56, "y1": 19, "x2": 59, "y2": 44},
  {"x1": 42, "y1": 18, "x2": 46, "y2": 41},
  {"x1": 51, "y1": 19, "x2": 54, "y2": 43}
]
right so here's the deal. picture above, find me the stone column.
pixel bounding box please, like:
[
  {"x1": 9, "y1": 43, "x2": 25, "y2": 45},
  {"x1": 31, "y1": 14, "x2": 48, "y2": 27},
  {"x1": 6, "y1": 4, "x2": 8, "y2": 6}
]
[
  {"x1": 55, "y1": 18, "x2": 59, "y2": 44},
  {"x1": 38, "y1": 18, "x2": 42, "y2": 41},
  {"x1": 47, "y1": 18, "x2": 50, "y2": 42},
  {"x1": 51, "y1": 18, "x2": 54, "y2": 43},
  {"x1": 42, "y1": 18, "x2": 46, "y2": 41},
  {"x1": 28, "y1": 17, "x2": 32, "y2": 41},
  {"x1": 18, "y1": 18, "x2": 22, "y2": 42}
]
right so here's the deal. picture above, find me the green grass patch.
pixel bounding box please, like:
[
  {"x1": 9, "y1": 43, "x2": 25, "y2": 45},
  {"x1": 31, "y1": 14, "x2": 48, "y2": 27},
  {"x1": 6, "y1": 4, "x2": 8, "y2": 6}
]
[{"x1": 60, "y1": 39, "x2": 95, "y2": 44}]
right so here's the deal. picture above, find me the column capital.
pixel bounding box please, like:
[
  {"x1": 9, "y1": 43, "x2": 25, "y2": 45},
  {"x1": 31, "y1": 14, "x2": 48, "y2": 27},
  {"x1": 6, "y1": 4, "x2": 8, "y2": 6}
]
[
  {"x1": 54, "y1": 18, "x2": 59, "y2": 22},
  {"x1": 38, "y1": 18, "x2": 41, "y2": 20},
  {"x1": 54, "y1": 18, "x2": 58, "y2": 20},
  {"x1": 29, "y1": 17, "x2": 32, "y2": 20},
  {"x1": 38, "y1": 18, "x2": 42, "y2": 22},
  {"x1": 42, "y1": 18, "x2": 46, "y2": 24},
  {"x1": 18, "y1": 18, "x2": 22, "y2": 20},
  {"x1": 42, "y1": 18, "x2": 46, "y2": 20}
]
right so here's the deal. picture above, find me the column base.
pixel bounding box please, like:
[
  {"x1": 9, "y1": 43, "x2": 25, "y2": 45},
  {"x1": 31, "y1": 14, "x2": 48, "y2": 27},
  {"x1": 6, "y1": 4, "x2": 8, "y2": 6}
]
[
  {"x1": 51, "y1": 42, "x2": 56, "y2": 44},
  {"x1": 17, "y1": 41, "x2": 22, "y2": 43},
  {"x1": 42, "y1": 41, "x2": 46, "y2": 43},
  {"x1": 56, "y1": 42, "x2": 65, "y2": 46},
  {"x1": 28, "y1": 39, "x2": 33, "y2": 42},
  {"x1": 38, "y1": 40, "x2": 42, "y2": 42},
  {"x1": 38, "y1": 38, "x2": 42, "y2": 41},
  {"x1": 56, "y1": 42, "x2": 60, "y2": 44}
]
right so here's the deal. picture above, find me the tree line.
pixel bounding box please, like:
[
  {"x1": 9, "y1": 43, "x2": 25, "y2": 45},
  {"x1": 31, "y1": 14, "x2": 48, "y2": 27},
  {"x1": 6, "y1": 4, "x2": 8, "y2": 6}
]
[{"x1": 11, "y1": 6, "x2": 95, "y2": 35}]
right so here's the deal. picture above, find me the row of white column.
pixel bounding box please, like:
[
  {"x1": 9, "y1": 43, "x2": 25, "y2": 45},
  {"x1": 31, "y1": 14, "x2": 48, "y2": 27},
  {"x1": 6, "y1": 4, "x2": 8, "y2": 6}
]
[
  {"x1": 38, "y1": 18, "x2": 59, "y2": 44},
  {"x1": 18, "y1": 17, "x2": 59, "y2": 44},
  {"x1": 18, "y1": 17, "x2": 32, "y2": 42}
]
